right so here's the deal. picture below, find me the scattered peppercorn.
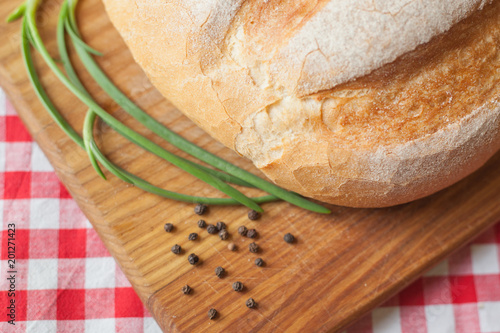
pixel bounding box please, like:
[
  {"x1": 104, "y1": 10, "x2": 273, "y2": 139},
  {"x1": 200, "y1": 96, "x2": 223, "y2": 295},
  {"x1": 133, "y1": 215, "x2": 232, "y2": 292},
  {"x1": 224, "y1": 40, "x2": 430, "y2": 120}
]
[
  {"x1": 215, "y1": 266, "x2": 225, "y2": 278},
  {"x1": 188, "y1": 233, "x2": 198, "y2": 241},
  {"x1": 232, "y1": 281, "x2": 244, "y2": 292},
  {"x1": 248, "y1": 210, "x2": 261, "y2": 221},
  {"x1": 249, "y1": 242, "x2": 259, "y2": 253},
  {"x1": 188, "y1": 253, "x2": 199, "y2": 265},
  {"x1": 164, "y1": 223, "x2": 174, "y2": 232},
  {"x1": 208, "y1": 308, "x2": 217, "y2": 320},
  {"x1": 227, "y1": 243, "x2": 236, "y2": 251},
  {"x1": 171, "y1": 244, "x2": 181, "y2": 255},
  {"x1": 216, "y1": 221, "x2": 226, "y2": 231},
  {"x1": 182, "y1": 285, "x2": 191, "y2": 295},
  {"x1": 246, "y1": 229, "x2": 258, "y2": 239},
  {"x1": 238, "y1": 226, "x2": 248, "y2": 236},
  {"x1": 255, "y1": 258, "x2": 264, "y2": 267},
  {"x1": 219, "y1": 229, "x2": 229, "y2": 240},
  {"x1": 194, "y1": 204, "x2": 208, "y2": 215},
  {"x1": 207, "y1": 224, "x2": 217, "y2": 234},
  {"x1": 284, "y1": 233, "x2": 295, "y2": 244},
  {"x1": 246, "y1": 298, "x2": 257, "y2": 309},
  {"x1": 197, "y1": 219, "x2": 206, "y2": 228}
]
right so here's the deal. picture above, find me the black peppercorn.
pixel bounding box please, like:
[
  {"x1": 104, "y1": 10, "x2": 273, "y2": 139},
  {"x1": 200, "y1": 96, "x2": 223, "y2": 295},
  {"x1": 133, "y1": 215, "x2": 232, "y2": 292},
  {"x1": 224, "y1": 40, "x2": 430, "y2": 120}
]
[
  {"x1": 246, "y1": 298, "x2": 257, "y2": 309},
  {"x1": 207, "y1": 224, "x2": 217, "y2": 234},
  {"x1": 182, "y1": 285, "x2": 191, "y2": 295},
  {"x1": 197, "y1": 219, "x2": 206, "y2": 228},
  {"x1": 248, "y1": 210, "x2": 261, "y2": 221},
  {"x1": 227, "y1": 243, "x2": 236, "y2": 251},
  {"x1": 194, "y1": 204, "x2": 208, "y2": 215},
  {"x1": 246, "y1": 229, "x2": 258, "y2": 239},
  {"x1": 171, "y1": 244, "x2": 181, "y2": 255},
  {"x1": 255, "y1": 258, "x2": 264, "y2": 267},
  {"x1": 238, "y1": 226, "x2": 247, "y2": 236},
  {"x1": 188, "y1": 233, "x2": 198, "y2": 241},
  {"x1": 284, "y1": 233, "x2": 295, "y2": 244},
  {"x1": 219, "y1": 229, "x2": 229, "y2": 240},
  {"x1": 215, "y1": 266, "x2": 225, "y2": 278},
  {"x1": 232, "y1": 281, "x2": 244, "y2": 292},
  {"x1": 208, "y1": 308, "x2": 217, "y2": 320},
  {"x1": 248, "y1": 242, "x2": 259, "y2": 253},
  {"x1": 216, "y1": 221, "x2": 226, "y2": 231},
  {"x1": 188, "y1": 253, "x2": 199, "y2": 265},
  {"x1": 164, "y1": 223, "x2": 174, "y2": 233}
]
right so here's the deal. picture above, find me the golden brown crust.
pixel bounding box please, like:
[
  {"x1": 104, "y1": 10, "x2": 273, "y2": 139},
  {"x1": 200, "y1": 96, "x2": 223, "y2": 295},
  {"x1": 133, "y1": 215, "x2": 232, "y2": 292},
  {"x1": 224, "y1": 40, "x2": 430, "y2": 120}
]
[{"x1": 102, "y1": 0, "x2": 500, "y2": 207}]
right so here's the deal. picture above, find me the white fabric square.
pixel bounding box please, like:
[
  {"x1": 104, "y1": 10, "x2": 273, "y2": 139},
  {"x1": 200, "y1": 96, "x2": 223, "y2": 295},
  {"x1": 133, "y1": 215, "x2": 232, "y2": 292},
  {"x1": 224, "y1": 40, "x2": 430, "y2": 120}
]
[
  {"x1": 372, "y1": 307, "x2": 402, "y2": 333},
  {"x1": 31, "y1": 143, "x2": 54, "y2": 172},
  {"x1": 5, "y1": 142, "x2": 31, "y2": 171},
  {"x1": 471, "y1": 244, "x2": 500, "y2": 275},
  {"x1": 28, "y1": 259, "x2": 58, "y2": 290},
  {"x1": 479, "y1": 302, "x2": 500, "y2": 332},
  {"x1": 0, "y1": 142, "x2": 5, "y2": 172},
  {"x1": 0, "y1": 89, "x2": 5, "y2": 116},
  {"x1": 30, "y1": 199, "x2": 59, "y2": 229},
  {"x1": 85, "y1": 257, "x2": 116, "y2": 289},
  {"x1": 144, "y1": 317, "x2": 162, "y2": 333},
  {"x1": 85, "y1": 318, "x2": 115, "y2": 333},
  {"x1": 424, "y1": 259, "x2": 449, "y2": 277},
  {"x1": 27, "y1": 320, "x2": 57, "y2": 333},
  {"x1": 425, "y1": 304, "x2": 455, "y2": 333}
]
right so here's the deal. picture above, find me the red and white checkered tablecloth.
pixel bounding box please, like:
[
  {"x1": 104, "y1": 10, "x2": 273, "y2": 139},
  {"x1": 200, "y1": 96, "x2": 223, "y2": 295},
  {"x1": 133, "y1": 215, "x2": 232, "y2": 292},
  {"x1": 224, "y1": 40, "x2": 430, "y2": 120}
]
[{"x1": 0, "y1": 88, "x2": 499, "y2": 332}]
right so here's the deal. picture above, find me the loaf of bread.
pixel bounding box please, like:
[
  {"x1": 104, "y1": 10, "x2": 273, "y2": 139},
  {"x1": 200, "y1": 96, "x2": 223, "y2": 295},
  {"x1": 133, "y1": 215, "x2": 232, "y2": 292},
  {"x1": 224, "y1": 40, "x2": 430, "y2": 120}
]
[{"x1": 102, "y1": 0, "x2": 500, "y2": 208}]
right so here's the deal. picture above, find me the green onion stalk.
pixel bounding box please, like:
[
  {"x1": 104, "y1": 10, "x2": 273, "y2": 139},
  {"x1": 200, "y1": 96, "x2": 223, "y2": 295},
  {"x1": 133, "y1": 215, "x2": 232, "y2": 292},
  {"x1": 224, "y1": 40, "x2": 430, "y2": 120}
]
[{"x1": 8, "y1": 0, "x2": 331, "y2": 214}]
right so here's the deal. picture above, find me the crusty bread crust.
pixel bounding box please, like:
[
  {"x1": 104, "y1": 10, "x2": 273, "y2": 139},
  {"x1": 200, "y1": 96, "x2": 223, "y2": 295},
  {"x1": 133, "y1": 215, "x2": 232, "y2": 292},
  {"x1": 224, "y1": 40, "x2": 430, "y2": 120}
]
[{"x1": 102, "y1": 0, "x2": 500, "y2": 207}]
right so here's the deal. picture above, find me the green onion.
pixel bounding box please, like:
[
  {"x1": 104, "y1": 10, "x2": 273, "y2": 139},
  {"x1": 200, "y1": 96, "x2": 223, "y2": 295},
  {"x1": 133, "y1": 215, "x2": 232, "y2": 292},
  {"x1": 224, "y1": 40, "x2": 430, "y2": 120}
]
[
  {"x1": 22, "y1": 17, "x2": 277, "y2": 206},
  {"x1": 10, "y1": 0, "x2": 331, "y2": 214}
]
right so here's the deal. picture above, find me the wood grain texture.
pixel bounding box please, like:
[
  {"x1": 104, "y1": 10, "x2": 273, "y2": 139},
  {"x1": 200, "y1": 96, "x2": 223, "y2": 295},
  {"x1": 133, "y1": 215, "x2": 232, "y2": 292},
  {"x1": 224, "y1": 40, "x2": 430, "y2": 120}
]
[{"x1": 1, "y1": 1, "x2": 500, "y2": 332}]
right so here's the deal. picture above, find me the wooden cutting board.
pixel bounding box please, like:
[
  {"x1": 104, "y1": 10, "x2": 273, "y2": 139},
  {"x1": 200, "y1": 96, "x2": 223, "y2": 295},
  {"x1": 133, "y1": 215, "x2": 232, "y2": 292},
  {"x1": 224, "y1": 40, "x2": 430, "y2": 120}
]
[{"x1": 2, "y1": 1, "x2": 500, "y2": 332}]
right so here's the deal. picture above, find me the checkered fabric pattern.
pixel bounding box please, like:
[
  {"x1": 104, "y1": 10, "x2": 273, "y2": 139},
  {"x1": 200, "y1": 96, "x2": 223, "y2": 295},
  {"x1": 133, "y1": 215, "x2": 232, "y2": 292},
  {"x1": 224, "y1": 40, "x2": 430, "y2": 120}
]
[{"x1": 0, "y1": 88, "x2": 499, "y2": 332}]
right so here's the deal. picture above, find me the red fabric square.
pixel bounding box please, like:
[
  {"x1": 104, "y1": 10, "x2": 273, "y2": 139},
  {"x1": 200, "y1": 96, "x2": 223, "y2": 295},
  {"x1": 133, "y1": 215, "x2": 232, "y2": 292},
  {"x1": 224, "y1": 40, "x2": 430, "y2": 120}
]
[
  {"x1": 5, "y1": 116, "x2": 32, "y2": 142},
  {"x1": 58, "y1": 229, "x2": 87, "y2": 258},
  {"x1": 115, "y1": 288, "x2": 144, "y2": 318},
  {"x1": 400, "y1": 306, "x2": 427, "y2": 333},
  {"x1": 379, "y1": 294, "x2": 399, "y2": 307},
  {"x1": 86, "y1": 288, "x2": 115, "y2": 319},
  {"x1": 1, "y1": 229, "x2": 30, "y2": 260},
  {"x1": 399, "y1": 278, "x2": 425, "y2": 306},
  {"x1": 448, "y1": 247, "x2": 473, "y2": 275},
  {"x1": 453, "y1": 303, "x2": 481, "y2": 333},
  {"x1": 0, "y1": 289, "x2": 27, "y2": 322},
  {"x1": 423, "y1": 276, "x2": 453, "y2": 305},
  {"x1": 449, "y1": 275, "x2": 477, "y2": 304},
  {"x1": 474, "y1": 274, "x2": 500, "y2": 302},
  {"x1": 59, "y1": 182, "x2": 72, "y2": 199},
  {"x1": 86, "y1": 229, "x2": 110, "y2": 257},
  {"x1": 29, "y1": 229, "x2": 59, "y2": 259},
  {"x1": 496, "y1": 223, "x2": 500, "y2": 244},
  {"x1": 3, "y1": 172, "x2": 31, "y2": 199},
  {"x1": 474, "y1": 228, "x2": 497, "y2": 244},
  {"x1": 58, "y1": 259, "x2": 86, "y2": 289},
  {"x1": 27, "y1": 289, "x2": 57, "y2": 320},
  {"x1": 57, "y1": 289, "x2": 85, "y2": 320},
  {"x1": 31, "y1": 172, "x2": 61, "y2": 198},
  {"x1": 57, "y1": 320, "x2": 85, "y2": 333}
]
